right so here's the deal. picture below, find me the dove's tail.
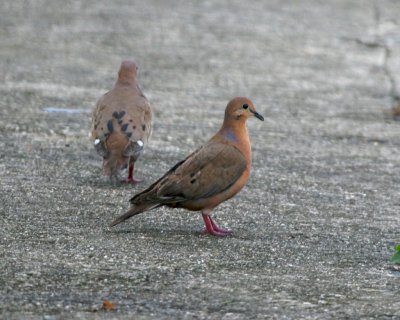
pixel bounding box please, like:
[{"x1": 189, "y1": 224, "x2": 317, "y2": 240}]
[{"x1": 109, "y1": 204, "x2": 157, "y2": 227}]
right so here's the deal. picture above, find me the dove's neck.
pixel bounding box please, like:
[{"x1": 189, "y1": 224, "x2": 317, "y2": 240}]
[
  {"x1": 116, "y1": 76, "x2": 138, "y2": 87},
  {"x1": 218, "y1": 121, "x2": 252, "y2": 165},
  {"x1": 115, "y1": 78, "x2": 143, "y2": 96}
]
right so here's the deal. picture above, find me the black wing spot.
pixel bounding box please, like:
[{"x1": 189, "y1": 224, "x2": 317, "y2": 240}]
[
  {"x1": 129, "y1": 119, "x2": 133, "y2": 122},
  {"x1": 118, "y1": 111, "x2": 126, "y2": 118},
  {"x1": 133, "y1": 125, "x2": 136, "y2": 129},
  {"x1": 121, "y1": 124, "x2": 129, "y2": 131},
  {"x1": 190, "y1": 172, "x2": 195, "y2": 177},
  {"x1": 142, "y1": 124, "x2": 146, "y2": 131},
  {"x1": 118, "y1": 120, "x2": 123, "y2": 125},
  {"x1": 107, "y1": 120, "x2": 113, "y2": 132},
  {"x1": 190, "y1": 179, "x2": 196, "y2": 184},
  {"x1": 126, "y1": 132, "x2": 132, "y2": 138},
  {"x1": 113, "y1": 111, "x2": 125, "y2": 119}
]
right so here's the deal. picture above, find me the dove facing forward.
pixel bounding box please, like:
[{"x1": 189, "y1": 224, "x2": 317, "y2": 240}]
[
  {"x1": 110, "y1": 97, "x2": 263, "y2": 236},
  {"x1": 91, "y1": 60, "x2": 153, "y2": 183}
]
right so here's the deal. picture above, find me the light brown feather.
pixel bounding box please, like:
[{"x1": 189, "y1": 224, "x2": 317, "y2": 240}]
[{"x1": 91, "y1": 60, "x2": 153, "y2": 177}]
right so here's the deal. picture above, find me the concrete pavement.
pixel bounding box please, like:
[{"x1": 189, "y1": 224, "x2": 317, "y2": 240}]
[{"x1": 1, "y1": 0, "x2": 400, "y2": 319}]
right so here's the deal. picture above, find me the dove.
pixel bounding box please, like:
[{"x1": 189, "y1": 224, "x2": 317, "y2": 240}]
[
  {"x1": 110, "y1": 97, "x2": 263, "y2": 236},
  {"x1": 91, "y1": 60, "x2": 153, "y2": 183}
]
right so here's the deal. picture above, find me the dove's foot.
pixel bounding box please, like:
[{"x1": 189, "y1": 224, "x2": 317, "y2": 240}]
[
  {"x1": 121, "y1": 176, "x2": 143, "y2": 184},
  {"x1": 121, "y1": 163, "x2": 143, "y2": 184},
  {"x1": 201, "y1": 214, "x2": 232, "y2": 237}
]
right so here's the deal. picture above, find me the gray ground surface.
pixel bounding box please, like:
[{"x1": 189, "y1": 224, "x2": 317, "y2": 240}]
[{"x1": 1, "y1": 0, "x2": 400, "y2": 319}]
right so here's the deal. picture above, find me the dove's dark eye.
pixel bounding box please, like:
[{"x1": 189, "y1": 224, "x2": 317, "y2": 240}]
[{"x1": 242, "y1": 104, "x2": 249, "y2": 109}]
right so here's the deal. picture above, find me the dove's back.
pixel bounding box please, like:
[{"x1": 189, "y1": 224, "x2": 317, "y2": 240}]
[{"x1": 91, "y1": 60, "x2": 153, "y2": 180}]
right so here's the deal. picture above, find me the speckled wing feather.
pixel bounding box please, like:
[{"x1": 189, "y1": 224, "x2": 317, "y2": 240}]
[
  {"x1": 131, "y1": 142, "x2": 247, "y2": 205},
  {"x1": 91, "y1": 86, "x2": 152, "y2": 145}
]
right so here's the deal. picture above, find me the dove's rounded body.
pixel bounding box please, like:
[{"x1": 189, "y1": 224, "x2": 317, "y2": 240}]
[
  {"x1": 91, "y1": 60, "x2": 152, "y2": 183},
  {"x1": 176, "y1": 127, "x2": 252, "y2": 212},
  {"x1": 110, "y1": 97, "x2": 263, "y2": 236}
]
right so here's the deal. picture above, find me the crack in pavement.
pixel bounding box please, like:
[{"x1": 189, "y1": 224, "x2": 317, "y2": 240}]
[
  {"x1": 373, "y1": 2, "x2": 400, "y2": 103},
  {"x1": 348, "y1": 1, "x2": 400, "y2": 107}
]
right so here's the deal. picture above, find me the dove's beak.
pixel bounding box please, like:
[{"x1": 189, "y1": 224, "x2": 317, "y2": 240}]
[{"x1": 251, "y1": 110, "x2": 264, "y2": 121}]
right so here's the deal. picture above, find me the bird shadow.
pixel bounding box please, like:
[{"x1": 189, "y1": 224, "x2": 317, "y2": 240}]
[
  {"x1": 77, "y1": 176, "x2": 144, "y2": 190},
  {"x1": 104, "y1": 226, "x2": 238, "y2": 239}
]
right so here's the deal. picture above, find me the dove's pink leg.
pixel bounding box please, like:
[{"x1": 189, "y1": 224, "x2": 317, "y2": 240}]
[
  {"x1": 121, "y1": 162, "x2": 142, "y2": 184},
  {"x1": 201, "y1": 213, "x2": 232, "y2": 237}
]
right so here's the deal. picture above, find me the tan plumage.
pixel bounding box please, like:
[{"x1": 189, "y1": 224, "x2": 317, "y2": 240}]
[
  {"x1": 110, "y1": 97, "x2": 264, "y2": 236},
  {"x1": 91, "y1": 60, "x2": 152, "y2": 183}
]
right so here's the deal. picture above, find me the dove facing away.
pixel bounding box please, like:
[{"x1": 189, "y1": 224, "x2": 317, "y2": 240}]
[
  {"x1": 91, "y1": 60, "x2": 153, "y2": 183},
  {"x1": 110, "y1": 97, "x2": 263, "y2": 236}
]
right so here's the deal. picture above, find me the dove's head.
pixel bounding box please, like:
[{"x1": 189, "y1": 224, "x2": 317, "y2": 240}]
[
  {"x1": 118, "y1": 60, "x2": 138, "y2": 84},
  {"x1": 224, "y1": 97, "x2": 264, "y2": 123},
  {"x1": 100, "y1": 132, "x2": 144, "y2": 178},
  {"x1": 101, "y1": 132, "x2": 130, "y2": 177}
]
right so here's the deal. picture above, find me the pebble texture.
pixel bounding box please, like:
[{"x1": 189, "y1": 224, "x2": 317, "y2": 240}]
[{"x1": 0, "y1": 0, "x2": 400, "y2": 319}]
